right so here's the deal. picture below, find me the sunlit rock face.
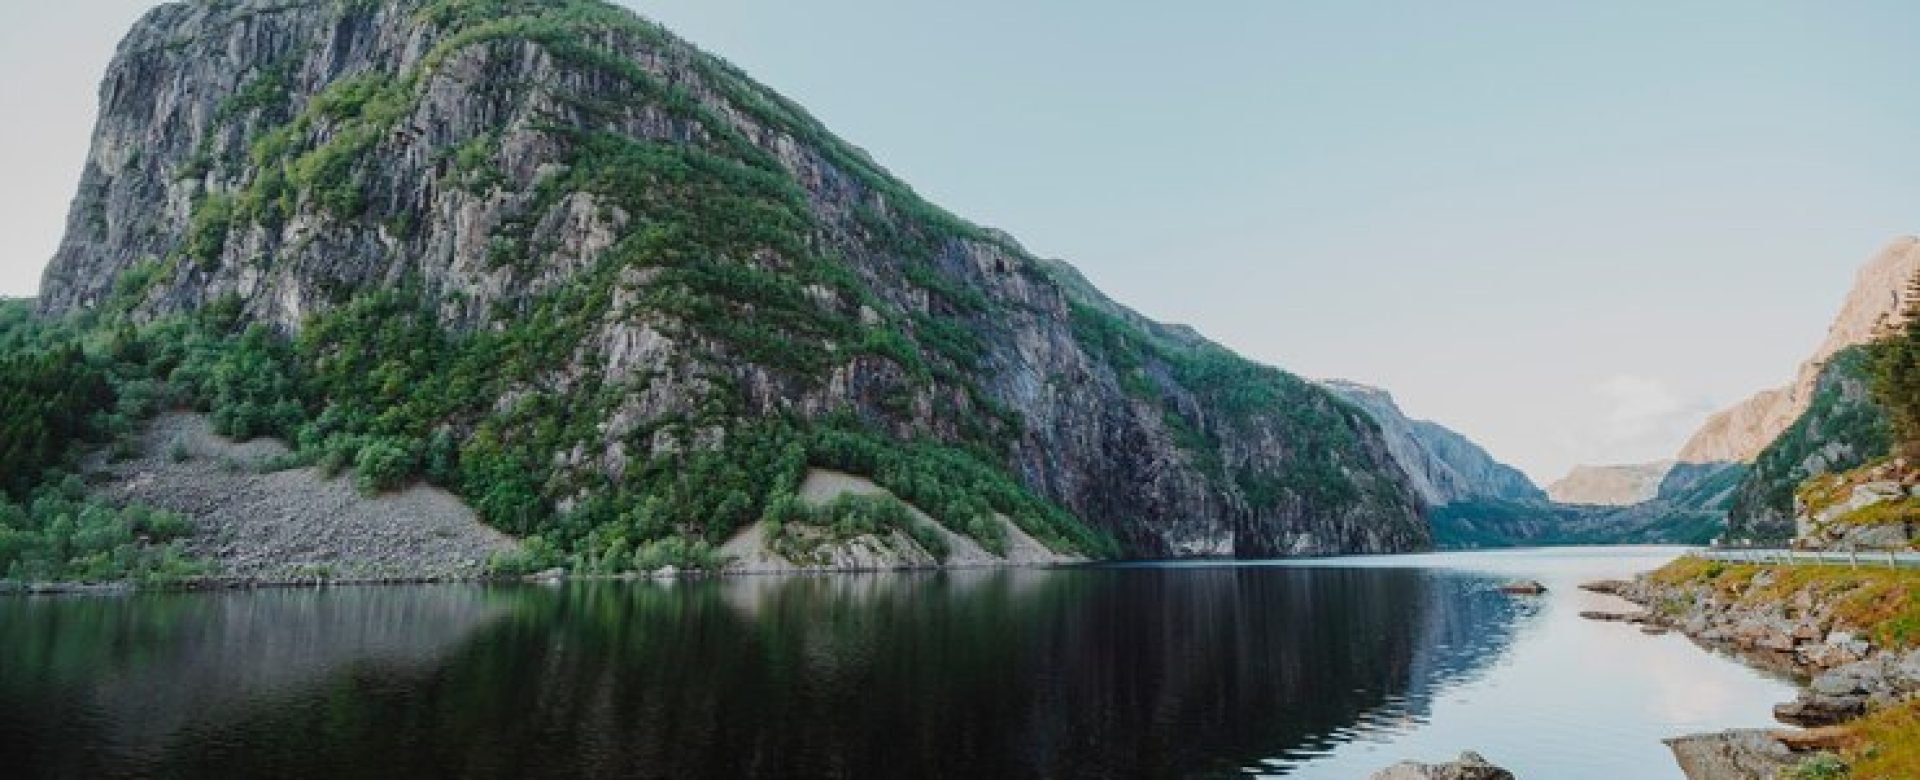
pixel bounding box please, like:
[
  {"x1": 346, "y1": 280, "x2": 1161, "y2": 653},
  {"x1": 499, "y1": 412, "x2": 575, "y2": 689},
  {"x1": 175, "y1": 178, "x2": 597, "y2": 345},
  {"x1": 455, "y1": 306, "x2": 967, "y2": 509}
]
[
  {"x1": 1679, "y1": 237, "x2": 1920, "y2": 465},
  {"x1": 1546, "y1": 462, "x2": 1674, "y2": 507}
]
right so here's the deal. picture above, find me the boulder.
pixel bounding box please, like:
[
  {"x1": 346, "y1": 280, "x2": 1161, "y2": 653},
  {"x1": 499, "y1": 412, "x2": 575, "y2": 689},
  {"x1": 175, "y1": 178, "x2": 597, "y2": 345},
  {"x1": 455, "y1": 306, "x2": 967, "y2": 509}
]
[
  {"x1": 1772, "y1": 726, "x2": 1855, "y2": 752},
  {"x1": 1833, "y1": 522, "x2": 1913, "y2": 550},
  {"x1": 1775, "y1": 693, "x2": 1868, "y2": 726},
  {"x1": 1371, "y1": 751, "x2": 1515, "y2": 780},
  {"x1": 1665, "y1": 730, "x2": 1796, "y2": 780},
  {"x1": 1811, "y1": 671, "x2": 1866, "y2": 697}
]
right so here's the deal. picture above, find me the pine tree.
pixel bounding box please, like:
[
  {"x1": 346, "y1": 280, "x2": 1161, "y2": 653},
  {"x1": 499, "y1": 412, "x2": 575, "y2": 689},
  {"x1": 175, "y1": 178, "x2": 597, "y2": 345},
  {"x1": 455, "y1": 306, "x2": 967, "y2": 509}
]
[{"x1": 1869, "y1": 270, "x2": 1920, "y2": 463}]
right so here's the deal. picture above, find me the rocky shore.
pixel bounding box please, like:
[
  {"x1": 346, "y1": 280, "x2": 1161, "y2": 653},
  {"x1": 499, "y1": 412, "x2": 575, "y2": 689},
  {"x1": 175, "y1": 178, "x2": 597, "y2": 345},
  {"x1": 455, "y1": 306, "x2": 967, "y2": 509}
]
[{"x1": 1589, "y1": 561, "x2": 1920, "y2": 776}]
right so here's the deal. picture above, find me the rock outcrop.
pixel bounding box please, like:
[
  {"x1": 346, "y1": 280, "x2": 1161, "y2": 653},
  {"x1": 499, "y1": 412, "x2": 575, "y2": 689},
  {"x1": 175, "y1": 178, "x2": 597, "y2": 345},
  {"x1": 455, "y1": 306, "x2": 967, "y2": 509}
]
[
  {"x1": 1370, "y1": 752, "x2": 1514, "y2": 780},
  {"x1": 1783, "y1": 460, "x2": 1919, "y2": 551},
  {"x1": 1321, "y1": 380, "x2": 1543, "y2": 506},
  {"x1": 1678, "y1": 237, "x2": 1920, "y2": 464},
  {"x1": 1663, "y1": 731, "x2": 1799, "y2": 780},
  {"x1": 34, "y1": 0, "x2": 1427, "y2": 562},
  {"x1": 1546, "y1": 461, "x2": 1674, "y2": 506},
  {"x1": 719, "y1": 469, "x2": 1081, "y2": 573}
]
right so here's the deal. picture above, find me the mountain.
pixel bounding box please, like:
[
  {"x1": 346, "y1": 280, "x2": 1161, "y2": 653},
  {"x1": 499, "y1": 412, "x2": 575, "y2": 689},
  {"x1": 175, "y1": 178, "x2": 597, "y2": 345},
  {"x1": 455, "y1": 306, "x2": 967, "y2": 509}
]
[
  {"x1": 28, "y1": 0, "x2": 1427, "y2": 567},
  {"x1": 1316, "y1": 380, "x2": 1732, "y2": 548},
  {"x1": 1724, "y1": 347, "x2": 1891, "y2": 540},
  {"x1": 1678, "y1": 237, "x2": 1920, "y2": 464},
  {"x1": 1433, "y1": 462, "x2": 1742, "y2": 548},
  {"x1": 1545, "y1": 462, "x2": 1674, "y2": 506},
  {"x1": 1320, "y1": 380, "x2": 1543, "y2": 505}
]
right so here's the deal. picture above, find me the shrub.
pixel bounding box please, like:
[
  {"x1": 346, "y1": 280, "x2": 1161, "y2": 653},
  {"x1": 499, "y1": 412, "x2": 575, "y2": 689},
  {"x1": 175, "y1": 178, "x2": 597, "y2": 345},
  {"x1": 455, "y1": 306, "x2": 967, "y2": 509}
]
[
  {"x1": 487, "y1": 535, "x2": 562, "y2": 576},
  {"x1": 0, "y1": 477, "x2": 204, "y2": 584},
  {"x1": 353, "y1": 438, "x2": 417, "y2": 494}
]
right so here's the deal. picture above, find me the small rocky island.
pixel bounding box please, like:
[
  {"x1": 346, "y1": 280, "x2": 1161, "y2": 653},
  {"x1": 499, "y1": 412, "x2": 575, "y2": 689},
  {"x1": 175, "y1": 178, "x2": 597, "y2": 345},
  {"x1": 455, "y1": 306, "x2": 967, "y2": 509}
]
[{"x1": 1371, "y1": 751, "x2": 1515, "y2": 780}]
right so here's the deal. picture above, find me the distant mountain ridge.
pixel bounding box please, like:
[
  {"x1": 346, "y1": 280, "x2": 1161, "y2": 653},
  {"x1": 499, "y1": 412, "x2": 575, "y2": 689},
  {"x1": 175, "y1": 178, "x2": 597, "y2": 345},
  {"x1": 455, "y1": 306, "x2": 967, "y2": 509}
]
[
  {"x1": 1432, "y1": 461, "x2": 1739, "y2": 548},
  {"x1": 1545, "y1": 461, "x2": 1674, "y2": 506},
  {"x1": 1320, "y1": 380, "x2": 1543, "y2": 506},
  {"x1": 1316, "y1": 380, "x2": 1730, "y2": 547}
]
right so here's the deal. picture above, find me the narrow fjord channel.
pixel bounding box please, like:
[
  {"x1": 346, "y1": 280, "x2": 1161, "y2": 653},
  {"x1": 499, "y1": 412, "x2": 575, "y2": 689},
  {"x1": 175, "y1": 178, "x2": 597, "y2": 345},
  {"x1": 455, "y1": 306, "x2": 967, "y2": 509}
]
[{"x1": 0, "y1": 548, "x2": 1791, "y2": 779}]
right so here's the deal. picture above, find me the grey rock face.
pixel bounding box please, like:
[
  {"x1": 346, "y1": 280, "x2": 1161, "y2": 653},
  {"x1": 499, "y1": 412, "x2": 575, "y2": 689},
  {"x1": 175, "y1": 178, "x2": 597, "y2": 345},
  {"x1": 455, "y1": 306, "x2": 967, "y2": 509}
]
[
  {"x1": 37, "y1": 0, "x2": 1427, "y2": 558},
  {"x1": 1320, "y1": 380, "x2": 1542, "y2": 505}
]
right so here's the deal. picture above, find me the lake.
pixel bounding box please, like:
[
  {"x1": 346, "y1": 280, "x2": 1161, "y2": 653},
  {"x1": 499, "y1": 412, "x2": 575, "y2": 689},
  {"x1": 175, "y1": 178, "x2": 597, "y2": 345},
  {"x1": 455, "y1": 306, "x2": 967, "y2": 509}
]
[{"x1": 0, "y1": 547, "x2": 1794, "y2": 779}]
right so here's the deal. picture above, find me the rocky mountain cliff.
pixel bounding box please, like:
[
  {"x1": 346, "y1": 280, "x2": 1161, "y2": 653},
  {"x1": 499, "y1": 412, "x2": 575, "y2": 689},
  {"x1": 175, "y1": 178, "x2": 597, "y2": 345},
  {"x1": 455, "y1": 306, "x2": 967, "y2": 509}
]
[
  {"x1": 1320, "y1": 380, "x2": 1542, "y2": 506},
  {"x1": 34, "y1": 0, "x2": 1427, "y2": 562},
  {"x1": 1725, "y1": 347, "x2": 1891, "y2": 540},
  {"x1": 1544, "y1": 462, "x2": 1674, "y2": 506},
  {"x1": 1678, "y1": 237, "x2": 1920, "y2": 464}
]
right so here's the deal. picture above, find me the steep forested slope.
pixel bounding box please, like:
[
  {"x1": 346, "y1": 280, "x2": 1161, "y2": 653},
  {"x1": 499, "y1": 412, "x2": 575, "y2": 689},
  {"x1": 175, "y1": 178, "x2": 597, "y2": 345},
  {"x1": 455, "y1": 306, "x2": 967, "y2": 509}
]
[{"x1": 22, "y1": 0, "x2": 1428, "y2": 573}]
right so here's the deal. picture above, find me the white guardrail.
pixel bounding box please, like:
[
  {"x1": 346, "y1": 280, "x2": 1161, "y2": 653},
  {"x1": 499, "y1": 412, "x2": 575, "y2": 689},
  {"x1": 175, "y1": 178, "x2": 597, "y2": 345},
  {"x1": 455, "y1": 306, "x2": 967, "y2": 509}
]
[{"x1": 1695, "y1": 547, "x2": 1920, "y2": 569}]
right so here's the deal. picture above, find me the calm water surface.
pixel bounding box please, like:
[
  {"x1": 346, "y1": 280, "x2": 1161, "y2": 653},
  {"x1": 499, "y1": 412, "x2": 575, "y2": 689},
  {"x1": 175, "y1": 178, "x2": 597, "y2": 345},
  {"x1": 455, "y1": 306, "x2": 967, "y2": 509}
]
[{"x1": 0, "y1": 547, "x2": 1794, "y2": 779}]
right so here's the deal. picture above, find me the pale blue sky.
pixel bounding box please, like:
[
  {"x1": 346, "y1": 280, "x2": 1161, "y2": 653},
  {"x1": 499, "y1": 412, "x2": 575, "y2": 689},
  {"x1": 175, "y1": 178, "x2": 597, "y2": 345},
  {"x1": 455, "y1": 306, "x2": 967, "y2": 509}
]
[{"x1": 2, "y1": 2, "x2": 1916, "y2": 483}]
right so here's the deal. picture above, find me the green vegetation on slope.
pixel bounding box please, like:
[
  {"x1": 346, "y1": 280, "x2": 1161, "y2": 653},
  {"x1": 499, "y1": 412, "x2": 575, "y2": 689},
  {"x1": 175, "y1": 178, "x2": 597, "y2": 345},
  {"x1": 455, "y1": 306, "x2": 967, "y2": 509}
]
[
  {"x1": 1428, "y1": 497, "x2": 1723, "y2": 548},
  {"x1": 1728, "y1": 347, "x2": 1891, "y2": 539},
  {"x1": 0, "y1": 302, "x2": 203, "y2": 583},
  {"x1": 6, "y1": 285, "x2": 1115, "y2": 579}
]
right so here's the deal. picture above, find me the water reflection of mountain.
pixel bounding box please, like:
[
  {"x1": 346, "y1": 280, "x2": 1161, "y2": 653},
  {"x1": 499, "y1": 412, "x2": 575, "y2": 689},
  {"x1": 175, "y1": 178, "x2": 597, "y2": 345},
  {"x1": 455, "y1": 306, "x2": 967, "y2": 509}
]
[
  {"x1": 0, "y1": 568, "x2": 1530, "y2": 780},
  {"x1": 0, "y1": 587, "x2": 508, "y2": 776},
  {"x1": 1259, "y1": 571, "x2": 1532, "y2": 773}
]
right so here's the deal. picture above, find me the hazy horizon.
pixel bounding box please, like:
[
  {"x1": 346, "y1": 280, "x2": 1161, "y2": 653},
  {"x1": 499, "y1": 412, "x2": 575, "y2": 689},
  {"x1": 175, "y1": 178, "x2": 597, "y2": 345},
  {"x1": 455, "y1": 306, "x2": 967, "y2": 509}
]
[{"x1": 2, "y1": 0, "x2": 1915, "y2": 484}]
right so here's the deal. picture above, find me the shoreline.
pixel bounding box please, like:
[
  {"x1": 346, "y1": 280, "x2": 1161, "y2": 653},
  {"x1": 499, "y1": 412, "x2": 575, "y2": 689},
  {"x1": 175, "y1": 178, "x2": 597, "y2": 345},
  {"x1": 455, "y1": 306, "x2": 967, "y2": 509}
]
[
  {"x1": 0, "y1": 542, "x2": 1702, "y2": 596},
  {"x1": 1594, "y1": 558, "x2": 1920, "y2": 777},
  {"x1": 0, "y1": 557, "x2": 1097, "y2": 596}
]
